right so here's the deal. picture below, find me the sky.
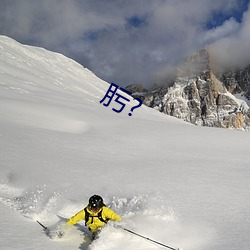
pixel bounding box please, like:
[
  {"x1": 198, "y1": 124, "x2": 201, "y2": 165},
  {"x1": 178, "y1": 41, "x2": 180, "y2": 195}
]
[{"x1": 0, "y1": 0, "x2": 249, "y2": 88}]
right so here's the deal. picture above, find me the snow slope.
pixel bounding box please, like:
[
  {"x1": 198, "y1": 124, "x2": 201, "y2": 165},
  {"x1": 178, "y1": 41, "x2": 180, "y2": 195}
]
[{"x1": 0, "y1": 36, "x2": 250, "y2": 250}]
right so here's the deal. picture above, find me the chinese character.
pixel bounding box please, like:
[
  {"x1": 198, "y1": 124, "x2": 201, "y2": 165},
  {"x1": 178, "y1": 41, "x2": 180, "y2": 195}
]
[
  {"x1": 100, "y1": 83, "x2": 119, "y2": 107},
  {"x1": 100, "y1": 83, "x2": 142, "y2": 116},
  {"x1": 100, "y1": 83, "x2": 132, "y2": 113}
]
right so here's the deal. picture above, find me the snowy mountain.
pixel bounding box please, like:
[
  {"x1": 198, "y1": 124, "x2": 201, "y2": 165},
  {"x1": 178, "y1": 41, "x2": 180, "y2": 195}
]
[
  {"x1": 127, "y1": 49, "x2": 250, "y2": 130},
  {"x1": 0, "y1": 36, "x2": 250, "y2": 250},
  {"x1": 217, "y1": 65, "x2": 250, "y2": 100}
]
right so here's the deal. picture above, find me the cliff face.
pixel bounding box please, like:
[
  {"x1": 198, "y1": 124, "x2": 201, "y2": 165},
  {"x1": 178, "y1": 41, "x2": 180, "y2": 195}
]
[
  {"x1": 217, "y1": 66, "x2": 250, "y2": 99},
  {"x1": 126, "y1": 49, "x2": 250, "y2": 129}
]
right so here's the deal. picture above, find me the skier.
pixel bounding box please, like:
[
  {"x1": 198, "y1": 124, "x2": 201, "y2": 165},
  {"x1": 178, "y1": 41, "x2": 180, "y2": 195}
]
[{"x1": 66, "y1": 194, "x2": 121, "y2": 239}]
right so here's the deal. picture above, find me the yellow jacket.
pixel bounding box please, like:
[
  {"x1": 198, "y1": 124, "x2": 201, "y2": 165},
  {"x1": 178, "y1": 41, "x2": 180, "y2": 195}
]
[{"x1": 67, "y1": 206, "x2": 121, "y2": 233}]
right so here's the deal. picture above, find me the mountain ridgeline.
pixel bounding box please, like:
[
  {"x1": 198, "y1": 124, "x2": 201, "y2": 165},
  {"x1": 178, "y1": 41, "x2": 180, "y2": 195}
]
[{"x1": 126, "y1": 49, "x2": 250, "y2": 130}]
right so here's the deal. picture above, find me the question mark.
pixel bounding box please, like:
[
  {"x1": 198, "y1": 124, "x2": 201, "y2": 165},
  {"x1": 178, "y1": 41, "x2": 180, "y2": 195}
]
[{"x1": 128, "y1": 98, "x2": 142, "y2": 116}]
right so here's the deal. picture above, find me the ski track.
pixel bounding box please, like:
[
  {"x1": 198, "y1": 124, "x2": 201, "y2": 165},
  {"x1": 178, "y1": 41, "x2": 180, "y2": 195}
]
[{"x1": 0, "y1": 180, "x2": 212, "y2": 250}]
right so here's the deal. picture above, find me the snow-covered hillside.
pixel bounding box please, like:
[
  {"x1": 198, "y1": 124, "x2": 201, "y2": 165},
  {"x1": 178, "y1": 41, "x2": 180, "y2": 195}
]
[{"x1": 0, "y1": 36, "x2": 250, "y2": 250}]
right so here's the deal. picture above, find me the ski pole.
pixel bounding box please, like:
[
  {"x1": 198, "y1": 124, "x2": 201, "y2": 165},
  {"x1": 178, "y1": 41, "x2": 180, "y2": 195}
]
[
  {"x1": 37, "y1": 220, "x2": 48, "y2": 231},
  {"x1": 122, "y1": 227, "x2": 180, "y2": 250}
]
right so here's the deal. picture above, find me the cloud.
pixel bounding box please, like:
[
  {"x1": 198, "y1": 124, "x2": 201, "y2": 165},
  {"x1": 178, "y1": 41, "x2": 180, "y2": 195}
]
[
  {"x1": 0, "y1": 0, "x2": 249, "y2": 87},
  {"x1": 200, "y1": 18, "x2": 240, "y2": 45},
  {"x1": 209, "y1": 4, "x2": 250, "y2": 69}
]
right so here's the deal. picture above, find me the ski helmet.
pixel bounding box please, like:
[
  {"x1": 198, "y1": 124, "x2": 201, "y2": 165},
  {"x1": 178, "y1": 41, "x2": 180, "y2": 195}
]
[{"x1": 89, "y1": 195, "x2": 104, "y2": 210}]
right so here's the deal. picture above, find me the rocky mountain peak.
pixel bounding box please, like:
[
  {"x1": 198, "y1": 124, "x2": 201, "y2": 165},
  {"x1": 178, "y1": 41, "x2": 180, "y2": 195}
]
[
  {"x1": 126, "y1": 49, "x2": 250, "y2": 130},
  {"x1": 177, "y1": 49, "x2": 210, "y2": 78}
]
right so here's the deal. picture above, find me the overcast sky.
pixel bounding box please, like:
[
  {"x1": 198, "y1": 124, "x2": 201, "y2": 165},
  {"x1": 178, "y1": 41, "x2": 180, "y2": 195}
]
[{"x1": 0, "y1": 0, "x2": 249, "y2": 87}]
